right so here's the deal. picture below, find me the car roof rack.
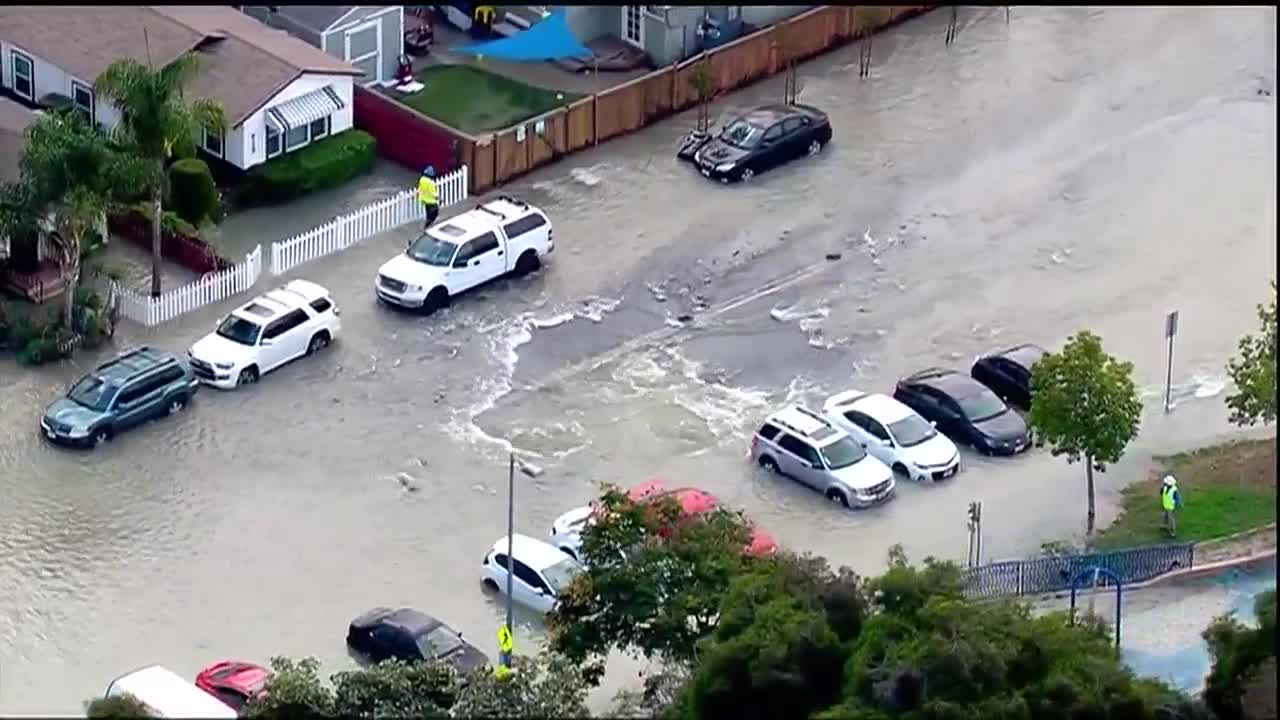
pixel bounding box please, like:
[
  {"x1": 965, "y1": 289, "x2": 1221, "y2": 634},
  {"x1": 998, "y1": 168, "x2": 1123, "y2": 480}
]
[
  {"x1": 771, "y1": 405, "x2": 836, "y2": 439},
  {"x1": 904, "y1": 367, "x2": 952, "y2": 381}
]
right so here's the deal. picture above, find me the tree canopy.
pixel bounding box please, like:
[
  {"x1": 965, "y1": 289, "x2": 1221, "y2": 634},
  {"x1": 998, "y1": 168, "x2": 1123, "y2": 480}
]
[
  {"x1": 1225, "y1": 281, "x2": 1277, "y2": 427},
  {"x1": 1028, "y1": 330, "x2": 1143, "y2": 533},
  {"x1": 1203, "y1": 587, "x2": 1277, "y2": 720}
]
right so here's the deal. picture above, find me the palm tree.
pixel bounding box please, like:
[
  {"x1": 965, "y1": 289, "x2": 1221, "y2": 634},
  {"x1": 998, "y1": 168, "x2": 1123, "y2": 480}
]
[
  {"x1": 18, "y1": 112, "x2": 145, "y2": 327},
  {"x1": 94, "y1": 53, "x2": 225, "y2": 297}
]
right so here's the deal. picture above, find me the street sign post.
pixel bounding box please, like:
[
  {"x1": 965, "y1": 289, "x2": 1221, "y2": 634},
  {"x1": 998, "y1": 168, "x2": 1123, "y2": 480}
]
[{"x1": 1164, "y1": 310, "x2": 1179, "y2": 413}]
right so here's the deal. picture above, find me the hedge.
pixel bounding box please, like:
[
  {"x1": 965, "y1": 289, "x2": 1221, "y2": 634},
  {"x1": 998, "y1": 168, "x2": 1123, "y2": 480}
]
[
  {"x1": 169, "y1": 158, "x2": 220, "y2": 225},
  {"x1": 242, "y1": 130, "x2": 377, "y2": 205}
]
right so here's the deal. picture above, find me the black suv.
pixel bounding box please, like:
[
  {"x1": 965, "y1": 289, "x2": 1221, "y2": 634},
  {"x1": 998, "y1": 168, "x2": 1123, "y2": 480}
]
[
  {"x1": 971, "y1": 343, "x2": 1047, "y2": 411},
  {"x1": 893, "y1": 368, "x2": 1031, "y2": 456},
  {"x1": 40, "y1": 346, "x2": 198, "y2": 448}
]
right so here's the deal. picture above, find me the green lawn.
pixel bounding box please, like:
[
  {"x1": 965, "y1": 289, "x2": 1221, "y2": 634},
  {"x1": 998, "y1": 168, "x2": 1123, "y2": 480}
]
[
  {"x1": 399, "y1": 65, "x2": 582, "y2": 134},
  {"x1": 1091, "y1": 437, "x2": 1277, "y2": 550}
]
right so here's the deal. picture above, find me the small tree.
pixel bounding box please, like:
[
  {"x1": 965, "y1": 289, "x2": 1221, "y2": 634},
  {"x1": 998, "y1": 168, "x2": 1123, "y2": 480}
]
[
  {"x1": 1028, "y1": 330, "x2": 1143, "y2": 535},
  {"x1": 85, "y1": 694, "x2": 151, "y2": 718},
  {"x1": 1225, "y1": 280, "x2": 1278, "y2": 427},
  {"x1": 688, "y1": 59, "x2": 714, "y2": 134}
]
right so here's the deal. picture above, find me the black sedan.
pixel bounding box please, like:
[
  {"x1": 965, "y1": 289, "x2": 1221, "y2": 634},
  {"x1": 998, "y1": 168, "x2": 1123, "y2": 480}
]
[
  {"x1": 893, "y1": 368, "x2": 1031, "y2": 456},
  {"x1": 971, "y1": 343, "x2": 1048, "y2": 411},
  {"x1": 347, "y1": 607, "x2": 488, "y2": 672},
  {"x1": 683, "y1": 103, "x2": 832, "y2": 182}
]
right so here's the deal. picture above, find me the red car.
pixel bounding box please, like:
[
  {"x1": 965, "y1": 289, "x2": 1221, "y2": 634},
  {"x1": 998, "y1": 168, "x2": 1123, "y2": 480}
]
[
  {"x1": 626, "y1": 479, "x2": 779, "y2": 557},
  {"x1": 195, "y1": 661, "x2": 270, "y2": 713}
]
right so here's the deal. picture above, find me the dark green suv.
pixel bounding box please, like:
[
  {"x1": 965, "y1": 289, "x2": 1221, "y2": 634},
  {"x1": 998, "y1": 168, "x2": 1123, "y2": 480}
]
[{"x1": 40, "y1": 346, "x2": 199, "y2": 448}]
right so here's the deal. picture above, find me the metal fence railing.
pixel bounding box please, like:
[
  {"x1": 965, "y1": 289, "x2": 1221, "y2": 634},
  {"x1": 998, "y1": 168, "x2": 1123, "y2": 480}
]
[{"x1": 963, "y1": 543, "x2": 1196, "y2": 599}]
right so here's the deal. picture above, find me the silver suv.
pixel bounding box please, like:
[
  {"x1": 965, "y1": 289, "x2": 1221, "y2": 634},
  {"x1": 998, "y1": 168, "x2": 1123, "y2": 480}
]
[{"x1": 749, "y1": 406, "x2": 896, "y2": 509}]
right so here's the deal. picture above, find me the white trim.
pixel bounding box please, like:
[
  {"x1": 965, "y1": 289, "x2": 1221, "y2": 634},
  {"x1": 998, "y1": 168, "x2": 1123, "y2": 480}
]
[
  {"x1": 327, "y1": 5, "x2": 400, "y2": 35},
  {"x1": 10, "y1": 49, "x2": 34, "y2": 102},
  {"x1": 71, "y1": 79, "x2": 95, "y2": 123},
  {"x1": 397, "y1": 5, "x2": 405, "y2": 59},
  {"x1": 201, "y1": 127, "x2": 224, "y2": 158},
  {"x1": 621, "y1": 6, "x2": 645, "y2": 49},
  {"x1": 325, "y1": 6, "x2": 364, "y2": 32},
  {"x1": 343, "y1": 19, "x2": 382, "y2": 86}
]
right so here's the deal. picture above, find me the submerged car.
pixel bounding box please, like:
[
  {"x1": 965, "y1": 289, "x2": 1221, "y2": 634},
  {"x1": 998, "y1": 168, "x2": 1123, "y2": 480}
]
[
  {"x1": 893, "y1": 368, "x2": 1031, "y2": 456},
  {"x1": 480, "y1": 534, "x2": 583, "y2": 614},
  {"x1": 971, "y1": 343, "x2": 1048, "y2": 411},
  {"x1": 822, "y1": 390, "x2": 961, "y2": 483},
  {"x1": 682, "y1": 103, "x2": 832, "y2": 182},
  {"x1": 195, "y1": 661, "x2": 270, "y2": 712},
  {"x1": 347, "y1": 607, "x2": 488, "y2": 672},
  {"x1": 549, "y1": 479, "x2": 779, "y2": 561},
  {"x1": 40, "y1": 346, "x2": 198, "y2": 448}
]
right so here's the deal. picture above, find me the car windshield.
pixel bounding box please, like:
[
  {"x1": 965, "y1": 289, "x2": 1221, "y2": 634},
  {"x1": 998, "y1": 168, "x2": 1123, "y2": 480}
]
[
  {"x1": 216, "y1": 315, "x2": 261, "y2": 346},
  {"x1": 887, "y1": 415, "x2": 936, "y2": 448},
  {"x1": 957, "y1": 390, "x2": 1007, "y2": 423},
  {"x1": 719, "y1": 119, "x2": 765, "y2": 148},
  {"x1": 541, "y1": 556, "x2": 583, "y2": 596},
  {"x1": 406, "y1": 233, "x2": 458, "y2": 266},
  {"x1": 66, "y1": 375, "x2": 116, "y2": 411},
  {"x1": 417, "y1": 625, "x2": 465, "y2": 659},
  {"x1": 819, "y1": 436, "x2": 867, "y2": 469}
]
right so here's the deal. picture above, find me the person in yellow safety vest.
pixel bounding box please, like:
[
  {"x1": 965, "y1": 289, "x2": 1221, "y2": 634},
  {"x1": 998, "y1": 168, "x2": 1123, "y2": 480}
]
[
  {"x1": 1160, "y1": 475, "x2": 1182, "y2": 537},
  {"x1": 418, "y1": 166, "x2": 439, "y2": 229}
]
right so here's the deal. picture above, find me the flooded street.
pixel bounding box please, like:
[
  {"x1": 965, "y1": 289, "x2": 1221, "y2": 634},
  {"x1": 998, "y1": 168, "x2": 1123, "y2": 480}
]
[{"x1": 1, "y1": 6, "x2": 1275, "y2": 713}]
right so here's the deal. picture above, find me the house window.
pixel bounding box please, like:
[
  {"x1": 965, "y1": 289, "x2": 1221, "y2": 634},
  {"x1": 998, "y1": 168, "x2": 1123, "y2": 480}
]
[
  {"x1": 344, "y1": 22, "x2": 382, "y2": 85},
  {"x1": 308, "y1": 116, "x2": 329, "y2": 141},
  {"x1": 621, "y1": 6, "x2": 644, "y2": 48},
  {"x1": 265, "y1": 124, "x2": 282, "y2": 158},
  {"x1": 284, "y1": 123, "x2": 308, "y2": 151},
  {"x1": 72, "y1": 81, "x2": 95, "y2": 123},
  {"x1": 11, "y1": 51, "x2": 34, "y2": 101},
  {"x1": 201, "y1": 127, "x2": 223, "y2": 158}
]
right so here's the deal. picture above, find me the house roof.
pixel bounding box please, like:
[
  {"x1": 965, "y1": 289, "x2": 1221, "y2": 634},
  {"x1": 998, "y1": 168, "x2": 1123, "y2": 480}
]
[
  {"x1": 0, "y1": 97, "x2": 36, "y2": 184},
  {"x1": 261, "y1": 6, "x2": 359, "y2": 34},
  {"x1": 0, "y1": 6, "x2": 361, "y2": 128}
]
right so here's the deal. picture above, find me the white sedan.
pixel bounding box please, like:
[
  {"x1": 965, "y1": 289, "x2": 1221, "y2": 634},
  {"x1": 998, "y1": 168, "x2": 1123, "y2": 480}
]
[
  {"x1": 480, "y1": 534, "x2": 582, "y2": 614},
  {"x1": 822, "y1": 390, "x2": 961, "y2": 482}
]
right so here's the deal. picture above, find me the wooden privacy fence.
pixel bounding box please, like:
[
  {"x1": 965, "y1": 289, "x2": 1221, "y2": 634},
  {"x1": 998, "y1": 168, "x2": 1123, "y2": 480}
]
[
  {"x1": 270, "y1": 166, "x2": 469, "y2": 276},
  {"x1": 453, "y1": 5, "x2": 934, "y2": 193},
  {"x1": 111, "y1": 245, "x2": 263, "y2": 327}
]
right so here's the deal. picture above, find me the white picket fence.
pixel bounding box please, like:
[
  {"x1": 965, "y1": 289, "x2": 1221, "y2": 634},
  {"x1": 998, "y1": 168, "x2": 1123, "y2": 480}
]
[
  {"x1": 270, "y1": 165, "x2": 469, "y2": 276},
  {"x1": 111, "y1": 245, "x2": 264, "y2": 327}
]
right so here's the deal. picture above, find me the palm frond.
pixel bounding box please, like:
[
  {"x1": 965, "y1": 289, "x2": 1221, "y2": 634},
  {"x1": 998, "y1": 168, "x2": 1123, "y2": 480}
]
[
  {"x1": 189, "y1": 97, "x2": 228, "y2": 135},
  {"x1": 93, "y1": 58, "x2": 152, "y2": 105},
  {"x1": 158, "y1": 53, "x2": 202, "y2": 94}
]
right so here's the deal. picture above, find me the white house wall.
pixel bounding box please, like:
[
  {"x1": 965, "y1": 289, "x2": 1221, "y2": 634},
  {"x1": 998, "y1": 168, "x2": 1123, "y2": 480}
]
[
  {"x1": 740, "y1": 6, "x2": 810, "y2": 27},
  {"x1": 0, "y1": 40, "x2": 122, "y2": 128},
  {"x1": 237, "y1": 72, "x2": 355, "y2": 169}
]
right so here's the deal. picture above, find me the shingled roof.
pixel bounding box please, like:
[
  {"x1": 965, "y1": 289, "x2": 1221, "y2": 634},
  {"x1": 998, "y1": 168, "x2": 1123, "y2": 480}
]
[{"x1": 0, "y1": 6, "x2": 360, "y2": 128}]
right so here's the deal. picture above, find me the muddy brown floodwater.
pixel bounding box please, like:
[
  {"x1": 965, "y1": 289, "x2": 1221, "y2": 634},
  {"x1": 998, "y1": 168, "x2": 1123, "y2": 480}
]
[{"x1": 1, "y1": 6, "x2": 1275, "y2": 713}]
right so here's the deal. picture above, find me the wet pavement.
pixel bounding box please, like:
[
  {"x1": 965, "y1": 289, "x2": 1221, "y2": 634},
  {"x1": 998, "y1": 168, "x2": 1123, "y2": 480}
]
[{"x1": 1, "y1": 6, "x2": 1275, "y2": 713}]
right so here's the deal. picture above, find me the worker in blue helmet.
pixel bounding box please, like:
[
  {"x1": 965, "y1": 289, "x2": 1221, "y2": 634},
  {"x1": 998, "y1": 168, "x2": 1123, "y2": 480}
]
[{"x1": 418, "y1": 166, "x2": 439, "y2": 228}]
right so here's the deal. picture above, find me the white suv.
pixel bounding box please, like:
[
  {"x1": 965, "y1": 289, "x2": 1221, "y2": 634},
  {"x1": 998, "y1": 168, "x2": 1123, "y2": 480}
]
[
  {"x1": 823, "y1": 390, "x2": 961, "y2": 483},
  {"x1": 188, "y1": 279, "x2": 341, "y2": 389},
  {"x1": 749, "y1": 405, "x2": 896, "y2": 509},
  {"x1": 376, "y1": 196, "x2": 554, "y2": 313}
]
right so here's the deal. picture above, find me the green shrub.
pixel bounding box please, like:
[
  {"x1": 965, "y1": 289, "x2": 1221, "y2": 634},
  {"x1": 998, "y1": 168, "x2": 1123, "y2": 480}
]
[
  {"x1": 17, "y1": 334, "x2": 60, "y2": 366},
  {"x1": 127, "y1": 202, "x2": 199, "y2": 238},
  {"x1": 244, "y1": 130, "x2": 377, "y2": 205},
  {"x1": 168, "y1": 158, "x2": 219, "y2": 225}
]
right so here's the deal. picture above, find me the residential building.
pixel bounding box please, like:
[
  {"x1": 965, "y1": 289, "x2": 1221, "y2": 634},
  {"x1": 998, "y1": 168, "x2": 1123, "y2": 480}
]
[
  {"x1": 560, "y1": 5, "x2": 813, "y2": 66},
  {"x1": 0, "y1": 6, "x2": 362, "y2": 172},
  {"x1": 0, "y1": 96, "x2": 35, "y2": 260},
  {"x1": 240, "y1": 6, "x2": 404, "y2": 87}
]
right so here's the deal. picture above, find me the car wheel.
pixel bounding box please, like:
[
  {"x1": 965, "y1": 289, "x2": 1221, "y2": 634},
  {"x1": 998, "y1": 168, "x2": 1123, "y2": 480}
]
[
  {"x1": 422, "y1": 287, "x2": 450, "y2": 315},
  {"x1": 307, "y1": 331, "x2": 330, "y2": 355},
  {"x1": 758, "y1": 455, "x2": 780, "y2": 473},
  {"x1": 808, "y1": 139, "x2": 823, "y2": 156},
  {"x1": 481, "y1": 578, "x2": 500, "y2": 592},
  {"x1": 166, "y1": 395, "x2": 187, "y2": 416},
  {"x1": 892, "y1": 462, "x2": 910, "y2": 478},
  {"x1": 236, "y1": 366, "x2": 259, "y2": 387},
  {"x1": 515, "y1": 250, "x2": 541, "y2": 276},
  {"x1": 738, "y1": 167, "x2": 755, "y2": 183},
  {"x1": 559, "y1": 547, "x2": 579, "y2": 562},
  {"x1": 825, "y1": 488, "x2": 850, "y2": 508},
  {"x1": 92, "y1": 427, "x2": 112, "y2": 447}
]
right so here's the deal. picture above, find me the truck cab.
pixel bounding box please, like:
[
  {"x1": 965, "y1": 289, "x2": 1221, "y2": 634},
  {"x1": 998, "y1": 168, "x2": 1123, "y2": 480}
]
[{"x1": 375, "y1": 196, "x2": 553, "y2": 313}]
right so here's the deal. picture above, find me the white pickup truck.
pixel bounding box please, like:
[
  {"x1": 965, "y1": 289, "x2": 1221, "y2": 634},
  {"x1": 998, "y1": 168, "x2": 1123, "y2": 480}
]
[{"x1": 375, "y1": 196, "x2": 554, "y2": 313}]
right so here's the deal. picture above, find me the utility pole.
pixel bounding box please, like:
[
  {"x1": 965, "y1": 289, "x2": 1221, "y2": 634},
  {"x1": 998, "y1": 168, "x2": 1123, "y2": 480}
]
[
  {"x1": 945, "y1": 5, "x2": 959, "y2": 45},
  {"x1": 966, "y1": 501, "x2": 984, "y2": 568},
  {"x1": 497, "y1": 451, "x2": 542, "y2": 678}
]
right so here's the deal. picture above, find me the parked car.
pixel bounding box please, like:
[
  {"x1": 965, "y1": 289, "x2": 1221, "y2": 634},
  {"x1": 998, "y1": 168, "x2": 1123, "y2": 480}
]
[
  {"x1": 346, "y1": 607, "x2": 488, "y2": 672},
  {"x1": 893, "y1": 368, "x2": 1031, "y2": 456},
  {"x1": 686, "y1": 103, "x2": 832, "y2": 183},
  {"x1": 549, "y1": 479, "x2": 779, "y2": 562},
  {"x1": 194, "y1": 661, "x2": 270, "y2": 712},
  {"x1": 749, "y1": 405, "x2": 895, "y2": 508},
  {"x1": 822, "y1": 390, "x2": 961, "y2": 483},
  {"x1": 480, "y1": 534, "x2": 582, "y2": 614},
  {"x1": 187, "y1": 279, "x2": 341, "y2": 389},
  {"x1": 106, "y1": 665, "x2": 238, "y2": 718},
  {"x1": 375, "y1": 196, "x2": 554, "y2": 313},
  {"x1": 971, "y1": 343, "x2": 1048, "y2": 411},
  {"x1": 40, "y1": 346, "x2": 198, "y2": 448}
]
